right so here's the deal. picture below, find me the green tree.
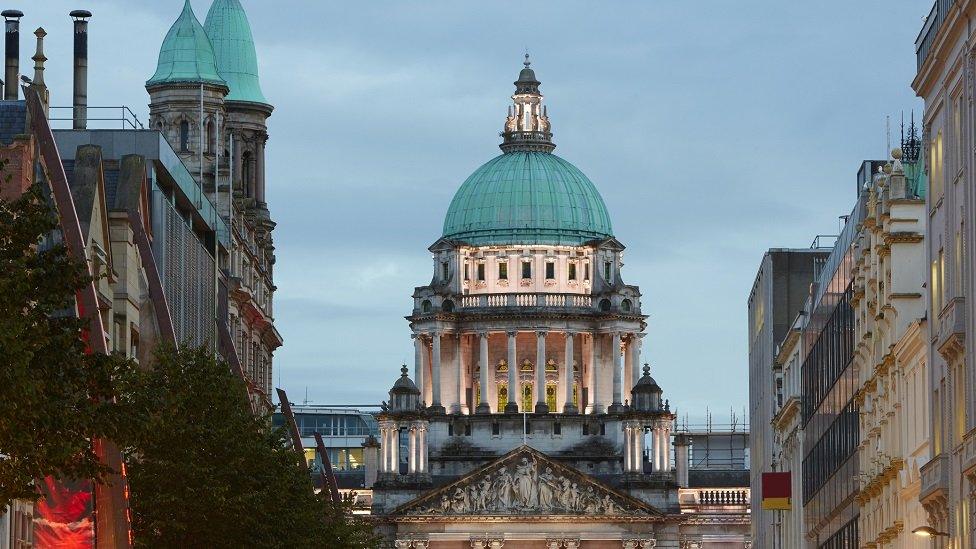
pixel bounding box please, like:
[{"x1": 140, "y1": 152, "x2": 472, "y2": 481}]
[
  {"x1": 122, "y1": 346, "x2": 377, "y2": 548},
  {"x1": 0, "y1": 181, "x2": 132, "y2": 507}
]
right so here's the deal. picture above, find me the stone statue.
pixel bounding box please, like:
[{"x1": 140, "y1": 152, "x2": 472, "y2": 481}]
[
  {"x1": 513, "y1": 457, "x2": 538, "y2": 508},
  {"x1": 537, "y1": 467, "x2": 558, "y2": 510},
  {"x1": 493, "y1": 468, "x2": 514, "y2": 510}
]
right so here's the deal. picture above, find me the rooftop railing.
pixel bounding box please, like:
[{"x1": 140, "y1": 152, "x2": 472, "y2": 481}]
[
  {"x1": 917, "y1": 0, "x2": 955, "y2": 71},
  {"x1": 48, "y1": 106, "x2": 146, "y2": 130},
  {"x1": 459, "y1": 292, "x2": 593, "y2": 309}
]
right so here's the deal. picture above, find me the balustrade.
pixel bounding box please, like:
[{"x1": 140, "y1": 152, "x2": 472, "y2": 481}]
[
  {"x1": 455, "y1": 292, "x2": 600, "y2": 311},
  {"x1": 697, "y1": 489, "x2": 749, "y2": 506}
]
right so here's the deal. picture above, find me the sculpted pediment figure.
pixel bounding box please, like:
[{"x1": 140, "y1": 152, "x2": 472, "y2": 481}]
[{"x1": 394, "y1": 445, "x2": 661, "y2": 517}]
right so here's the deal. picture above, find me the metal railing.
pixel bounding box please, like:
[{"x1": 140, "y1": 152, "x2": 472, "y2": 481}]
[
  {"x1": 48, "y1": 106, "x2": 145, "y2": 130},
  {"x1": 917, "y1": 0, "x2": 955, "y2": 70}
]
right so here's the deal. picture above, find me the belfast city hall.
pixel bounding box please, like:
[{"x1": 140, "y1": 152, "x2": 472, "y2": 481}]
[{"x1": 369, "y1": 57, "x2": 751, "y2": 548}]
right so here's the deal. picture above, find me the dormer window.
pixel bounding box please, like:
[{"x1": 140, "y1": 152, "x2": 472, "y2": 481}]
[
  {"x1": 545, "y1": 262, "x2": 555, "y2": 280},
  {"x1": 568, "y1": 263, "x2": 577, "y2": 281},
  {"x1": 498, "y1": 261, "x2": 508, "y2": 280},
  {"x1": 522, "y1": 261, "x2": 532, "y2": 279},
  {"x1": 604, "y1": 261, "x2": 612, "y2": 281}
]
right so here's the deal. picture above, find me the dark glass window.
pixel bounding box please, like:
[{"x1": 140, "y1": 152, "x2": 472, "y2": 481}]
[
  {"x1": 604, "y1": 261, "x2": 611, "y2": 281},
  {"x1": 441, "y1": 262, "x2": 449, "y2": 280},
  {"x1": 464, "y1": 263, "x2": 469, "y2": 280},
  {"x1": 584, "y1": 263, "x2": 590, "y2": 280},
  {"x1": 568, "y1": 263, "x2": 577, "y2": 280},
  {"x1": 522, "y1": 261, "x2": 532, "y2": 279},
  {"x1": 545, "y1": 262, "x2": 555, "y2": 279},
  {"x1": 179, "y1": 121, "x2": 189, "y2": 151},
  {"x1": 477, "y1": 263, "x2": 485, "y2": 281},
  {"x1": 492, "y1": 422, "x2": 500, "y2": 435},
  {"x1": 498, "y1": 262, "x2": 508, "y2": 280},
  {"x1": 554, "y1": 422, "x2": 561, "y2": 435}
]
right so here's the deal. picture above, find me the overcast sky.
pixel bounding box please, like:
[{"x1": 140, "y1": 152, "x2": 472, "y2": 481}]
[{"x1": 17, "y1": 0, "x2": 926, "y2": 423}]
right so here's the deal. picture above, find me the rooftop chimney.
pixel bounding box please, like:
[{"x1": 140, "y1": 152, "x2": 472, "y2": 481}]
[
  {"x1": 2, "y1": 10, "x2": 23, "y2": 101},
  {"x1": 70, "y1": 10, "x2": 91, "y2": 129}
]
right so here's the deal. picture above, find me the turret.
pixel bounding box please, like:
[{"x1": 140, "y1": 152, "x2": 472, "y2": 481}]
[
  {"x1": 378, "y1": 366, "x2": 429, "y2": 481},
  {"x1": 500, "y1": 54, "x2": 554, "y2": 153},
  {"x1": 631, "y1": 364, "x2": 663, "y2": 412}
]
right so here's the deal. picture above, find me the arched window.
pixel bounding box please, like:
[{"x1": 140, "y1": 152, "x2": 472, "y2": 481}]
[
  {"x1": 205, "y1": 119, "x2": 215, "y2": 154},
  {"x1": 421, "y1": 300, "x2": 432, "y2": 313},
  {"x1": 621, "y1": 299, "x2": 632, "y2": 312},
  {"x1": 242, "y1": 151, "x2": 253, "y2": 196},
  {"x1": 179, "y1": 121, "x2": 190, "y2": 152},
  {"x1": 546, "y1": 383, "x2": 557, "y2": 410},
  {"x1": 521, "y1": 383, "x2": 533, "y2": 411},
  {"x1": 442, "y1": 299, "x2": 454, "y2": 313},
  {"x1": 599, "y1": 299, "x2": 612, "y2": 312},
  {"x1": 497, "y1": 384, "x2": 508, "y2": 410}
]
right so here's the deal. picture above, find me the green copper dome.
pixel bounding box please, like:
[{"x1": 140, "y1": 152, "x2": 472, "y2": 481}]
[
  {"x1": 204, "y1": 0, "x2": 269, "y2": 105},
  {"x1": 442, "y1": 152, "x2": 614, "y2": 246},
  {"x1": 147, "y1": 0, "x2": 226, "y2": 88}
]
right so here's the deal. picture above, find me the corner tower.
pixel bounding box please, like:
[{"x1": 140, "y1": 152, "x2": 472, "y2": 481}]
[{"x1": 146, "y1": 0, "x2": 281, "y2": 408}]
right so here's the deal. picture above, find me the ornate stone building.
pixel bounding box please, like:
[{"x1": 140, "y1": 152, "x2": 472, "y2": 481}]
[
  {"x1": 913, "y1": 1, "x2": 976, "y2": 545},
  {"x1": 146, "y1": 0, "x2": 280, "y2": 407},
  {"x1": 369, "y1": 58, "x2": 750, "y2": 549},
  {"x1": 851, "y1": 149, "x2": 930, "y2": 549}
]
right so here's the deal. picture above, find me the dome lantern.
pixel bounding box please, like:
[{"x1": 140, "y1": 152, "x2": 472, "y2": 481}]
[{"x1": 501, "y1": 54, "x2": 554, "y2": 154}]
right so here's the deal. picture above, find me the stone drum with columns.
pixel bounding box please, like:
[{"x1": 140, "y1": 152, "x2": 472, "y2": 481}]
[{"x1": 369, "y1": 58, "x2": 751, "y2": 548}]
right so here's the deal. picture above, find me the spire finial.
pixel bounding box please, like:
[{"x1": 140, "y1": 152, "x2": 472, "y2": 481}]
[
  {"x1": 643, "y1": 363, "x2": 650, "y2": 376},
  {"x1": 524, "y1": 51, "x2": 531, "y2": 68},
  {"x1": 400, "y1": 364, "x2": 408, "y2": 377}
]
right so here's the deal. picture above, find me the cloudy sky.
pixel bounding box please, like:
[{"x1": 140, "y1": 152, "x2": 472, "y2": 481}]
[{"x1": 18, "y1": 0, "x2": 926, "y2": 422}]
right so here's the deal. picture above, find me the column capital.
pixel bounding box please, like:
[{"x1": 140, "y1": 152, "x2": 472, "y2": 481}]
[
  {"x1": 506, "y1": 330, "x2": 518, "y2": 337},
  {"x1": 477, "y1": 330, "x2": 489, "y2": 338},
  {"x1": 536, "y1": 330, "x2": 548, "y2": 337},
  {"x1": 564, "y1": 330, "x2": 578, "y2": 337}
]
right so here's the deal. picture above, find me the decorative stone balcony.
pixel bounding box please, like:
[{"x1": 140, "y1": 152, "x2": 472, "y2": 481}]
[
  {"x1": 963, "y1": 429, "x2": 976, "y2": 479},
  {"x1": 937, "y1": 297, "x2": 965, "y2": 361},
  {"x1": 919, "y1": 453, "x2": 948, "y2": 503}
]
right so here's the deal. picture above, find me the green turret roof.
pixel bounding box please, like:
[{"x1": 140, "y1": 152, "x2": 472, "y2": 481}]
[
  {"x1": 147, "y1": 0, "x2": 226, "y2": 88},
  {"x1": 442, "y1": 151, "x2": 614, "y2": 246},
  {"x1": 204, "y1": 0, "x2": 269, "y2": 105}
]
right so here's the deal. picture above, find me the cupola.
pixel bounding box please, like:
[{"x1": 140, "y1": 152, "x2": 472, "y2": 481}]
[
  {"x1": 147, "y1": 0, "x2": 226, "y2": 89},
  {"x1": 631, "y1": 364, "x2": 663, "y2": 412},
  {"x1": 204, "y1": 0, "x2": 270, "y2": 105},
  {"x1": 389, "y1": 365, "x2": 421, "y2": 412}
]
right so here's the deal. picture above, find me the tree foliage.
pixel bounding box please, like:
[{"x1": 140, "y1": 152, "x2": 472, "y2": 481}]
[
  {"x1": 0, "y1": 181, "x2": 131, "y2": 507},
  {"x1": 122, "y1": 346, "x2": 378, "y2": 548}
]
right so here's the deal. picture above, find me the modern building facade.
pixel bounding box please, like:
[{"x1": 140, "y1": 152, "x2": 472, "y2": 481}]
[
  {"x1": 147, "y1": 0, "x2": 281, "y2": 408},
  {"x1": 913, "y1": 1, "x2": 976, "y2": 545},
  {"x1": 368, "y1": 57, "x2": 750, "y2": 549},
  {"x1": 748, "y1": 249, "x2": 829, "y2": 548},
  {"x1": 851, "y1": 148, "x2": 929, "y2": 549}
]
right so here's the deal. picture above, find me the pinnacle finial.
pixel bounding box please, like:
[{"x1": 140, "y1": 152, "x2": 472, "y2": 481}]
[
  {"x1": 400, "y1": 364, "x2": 408, "y2": 377},
  {"x1": 643, "y1": 363, "x2": 650, "y2": 376},
  {"x1": 524, "y1": 52, "x2": 531, "y2": 68}
]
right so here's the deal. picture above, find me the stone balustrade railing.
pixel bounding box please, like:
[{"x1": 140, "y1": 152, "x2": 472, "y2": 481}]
[
  {"x1": 696, "y1": 489, "x2": 749, "y2": 506},
  {"x1": 459, "y1": 293, "x2": 594, "y2": 310}
]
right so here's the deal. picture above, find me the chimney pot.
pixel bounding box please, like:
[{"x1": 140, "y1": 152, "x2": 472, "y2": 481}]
[
  {"x1": 71, "y1": 10, "x2": 91, "y2": 129},
  {"x1": 3, "y1": 9, "x2": 22, "y2": 101}
]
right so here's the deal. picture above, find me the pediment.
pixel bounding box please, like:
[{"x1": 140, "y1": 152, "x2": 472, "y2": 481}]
[
  {"x1": 393, "y1": 445, "x2": 662, "y2": 518},
  {"x1": 428, "y1": 238, "x2": 460, "y2": 252}
]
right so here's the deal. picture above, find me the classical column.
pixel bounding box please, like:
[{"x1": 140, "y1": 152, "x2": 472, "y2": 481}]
[
  {"x1": 662, "y1": 423, "x2": 671, "y2": 471},
  {"x1": 634, "y1": 426, "x2": 644, "y2": 473},
  {"x1": 413, "y1": 334, "x2": 426, "y2": 406},
  {"x1": 651, "y1": 427, "x2": 661, "y2": 472},
  {"x1": 630, "y1": 334, "x2": 643, "y2": 389},
  {"x1": 624, "y1": 335, "x2": 633, "y2": 401},
  {"x1": 535, "y1": 331, "x2": 549, "y2": 413},
  {"x1": 407, "y1": 424, "x2": 417, "y2": 473},
  {"x1": 609, "y1": 332, "x2": 624, "y2": 413},
  {"x1": 674, "y1": 433, "x2": 691, "y2": 487},
  {"x1": 429, "y1": 332, "x2": 444, "y2": 413},
  {"x1": 505, "y1": 331, "x2": 519, "y2": 413},
  {"x1": 564, "y1": 332, "x2": 578, "y2": 414},
  {"x1": 255, "y1": 134, "x2": 267, "y2": 205},
  {"x1": 589, "y1": 333, "x2": 602, "y2": 414},
  {"x1": 390, "y1": 423, "x2": 400, "y2": 474},
  {"x1": 420, "y1": 423, "x2": 428, "y2": 474},
  {"x1": 624, "y1": 425, "x2": 633, "y2": 472},
  {"x1": 476, "y1": 332, "x2": 491, "y2": 414},
  {"x1": 455, "y1": 334, "x2": 465, "y2": 414}
]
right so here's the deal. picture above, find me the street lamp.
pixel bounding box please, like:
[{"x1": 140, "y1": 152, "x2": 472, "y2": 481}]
[{"x1": 912, "y1": 526, "x2": 950, "y2": 538}]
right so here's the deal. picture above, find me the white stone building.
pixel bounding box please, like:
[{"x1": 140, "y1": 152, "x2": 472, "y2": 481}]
[{"x1": 368, "y1": 57, "x2": 750, "y2": 549}]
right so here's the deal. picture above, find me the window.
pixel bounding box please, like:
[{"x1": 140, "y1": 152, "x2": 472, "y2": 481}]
[
  {"x1": 546, "y1": 383, "x2": 557, "y2": 410},
  {"x1": 621, "y1": 299, "x2": 632, "y2": 312},
  {"x1": 441, "y1": 262, "x2": 449, "y2": 281},
  {"x1": 930, "y1": 130, "x2": 944, "y2": 208},
  {"x1": 522, "y1": 261, "x2": 532, "y2": 279},
  {"x1": 568, "y1": 263, "x2": 577, "y2": 280},
  {"x1": 522, "y1": 383, "x2": 533, "y2": 411},
  {"x1": 498, "y1": 261, "x2": 508, "y2": 280},
  {"x1": 545, "y1": 262, "x2": 555, "y2": 280},
  {"x1": 604, "y1": 261, "x2": 612, "y2": 281},
  {"x1": 492, "y1": 422, "x2": 500, "y2": 435},
  {"x1": 179, "y1": 121, "x2": 189, "y2": 151},
  {"x1": 553, "y1": 422, "x2": 561, "y2": 435},
  {"x1": 497, "y1": 384, "x2": 508, "y2": 410},
  {"x1": 477, "y1": 263, "x2": 485, "y2": 281},
  {"x1": 584, "y1": 262, "x2": 590, "y2": 281},
  {"x1": 464, "y1": 262, "x2": 469, "y2": 281},
  {"x1": 205, "y1": 119, "x2": 214, "y2": 154}
]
